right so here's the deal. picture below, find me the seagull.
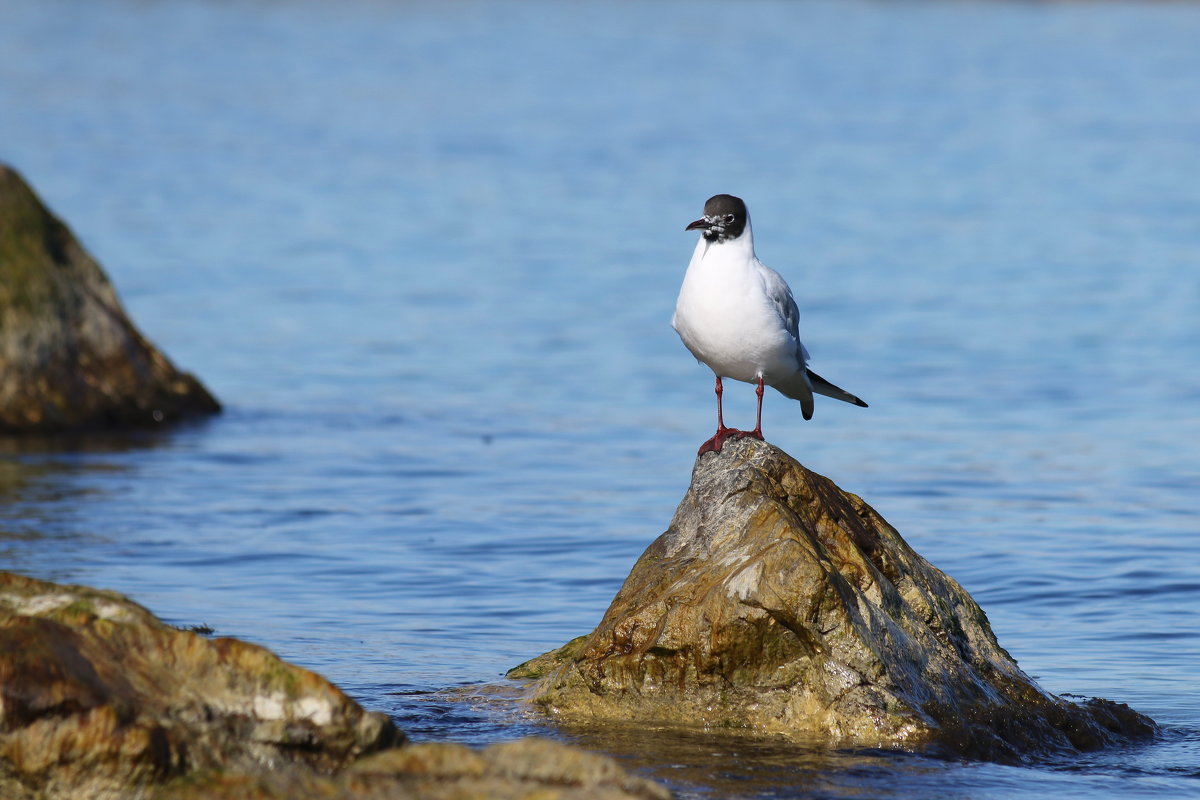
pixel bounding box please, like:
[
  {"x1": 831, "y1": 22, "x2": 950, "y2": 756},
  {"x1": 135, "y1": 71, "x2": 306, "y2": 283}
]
[{"x1": 672, "y1": 194, "x2": 867, "y2": 455}]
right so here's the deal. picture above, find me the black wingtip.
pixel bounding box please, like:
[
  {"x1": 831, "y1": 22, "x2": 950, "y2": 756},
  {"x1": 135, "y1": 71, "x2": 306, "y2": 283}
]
[{"x1": 855, "y1": 398, "x2": 869, "y2": 408}]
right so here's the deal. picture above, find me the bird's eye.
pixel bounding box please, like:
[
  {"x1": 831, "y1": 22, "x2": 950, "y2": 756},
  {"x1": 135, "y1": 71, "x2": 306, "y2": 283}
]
[{"x1": 723, "y1": 214, "x2": 735, "y2": 224}]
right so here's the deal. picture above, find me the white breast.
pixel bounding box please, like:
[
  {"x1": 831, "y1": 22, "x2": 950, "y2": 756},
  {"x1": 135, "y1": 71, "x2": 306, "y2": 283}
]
[{"x1": 672, "y1": 236, "x2": 803, "y2": 385}]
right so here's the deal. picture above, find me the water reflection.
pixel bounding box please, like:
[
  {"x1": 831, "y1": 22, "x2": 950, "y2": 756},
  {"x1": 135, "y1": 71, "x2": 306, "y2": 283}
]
[
  {"x1": 0, "y1": 426, "x2": 207, "y2": 571},
  {"x1": 0, "y1": 418, "x2": 214, "y2": 457}
]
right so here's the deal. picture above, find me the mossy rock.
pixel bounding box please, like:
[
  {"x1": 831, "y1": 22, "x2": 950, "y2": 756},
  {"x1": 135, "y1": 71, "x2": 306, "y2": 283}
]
[{"x1": 0, "y1": 164, "x2": 220, "y2": 434}]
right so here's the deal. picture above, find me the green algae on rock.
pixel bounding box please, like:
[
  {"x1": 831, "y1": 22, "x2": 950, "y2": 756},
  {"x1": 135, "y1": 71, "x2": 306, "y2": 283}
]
[
  {"x1": 513, "y1": 437, "x2": 1156, "y2": 762},
  {"x1": 0, "y1": 164, "x2": 219, "y2": 434}
]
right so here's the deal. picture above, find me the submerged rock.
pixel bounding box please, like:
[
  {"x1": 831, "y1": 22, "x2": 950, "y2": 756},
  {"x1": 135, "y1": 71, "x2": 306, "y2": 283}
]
[
  {"x1": 514, "y1": 437, "x2": 1156, "y2": 762},
  {"x1": 0, "y1": 164, "x2": 220, "y2": 434},
  {"x1": 0, "y1": 572, "x2": 670, "y2": 800}
]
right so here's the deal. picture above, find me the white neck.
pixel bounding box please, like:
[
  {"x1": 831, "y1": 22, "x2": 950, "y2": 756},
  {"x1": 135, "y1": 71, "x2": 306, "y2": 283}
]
[{"x1": 692, "y1": 219, "x2": 756, "y2": 265}]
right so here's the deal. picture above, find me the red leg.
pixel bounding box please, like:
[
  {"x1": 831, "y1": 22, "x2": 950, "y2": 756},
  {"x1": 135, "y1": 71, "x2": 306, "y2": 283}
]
[
  {"x1": 698, "y1": 375, "x2": 737, "y2": 454},
  {"x1": 698, "y1": 374, "x2": 763, "y2": 455},
  {"x1": 715, "y1": 375, "x2": 726, "y2": 430},
  {"x1": 748, "y1": 376, "x2": 765, "y2": 440}
]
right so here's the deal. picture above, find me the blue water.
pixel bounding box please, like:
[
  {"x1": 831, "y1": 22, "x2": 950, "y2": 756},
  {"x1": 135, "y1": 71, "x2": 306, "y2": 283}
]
[{"x1": 2, "y1": 0, "x2": 1198, "y2": 797}]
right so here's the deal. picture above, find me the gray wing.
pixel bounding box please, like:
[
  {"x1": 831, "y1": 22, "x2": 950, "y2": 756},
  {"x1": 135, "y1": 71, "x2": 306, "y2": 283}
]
[
  {"x1": 757, "y1": 262, "x2": 810, "y2": 366},
  {"x1": 757, "y1": 260, "x2": 867, "y2": 414}
]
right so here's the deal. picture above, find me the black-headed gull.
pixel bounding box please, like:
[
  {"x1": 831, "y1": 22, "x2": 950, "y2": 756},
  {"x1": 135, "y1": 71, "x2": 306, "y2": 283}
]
[{"x1": 672, "y1": 194, "x2": 867, "y2": 454}]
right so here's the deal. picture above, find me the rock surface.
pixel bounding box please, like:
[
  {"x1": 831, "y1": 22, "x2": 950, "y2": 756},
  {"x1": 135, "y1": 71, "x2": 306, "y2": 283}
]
[
  {"x1": 514, "y1": 437, "x2": 1156, "y2": 762},
  {"x1": 0, "y1": 164, "x2": 220, "y2": 434},
  {"x1": 0, "y1": 572, "x2": 670, "y2": 800},
  {"x1": 0, "y1": 572, "x2": 398, "y2": 798},
  {"x1": 150, "y1": 738, "x2": 671, "y2": 800}
]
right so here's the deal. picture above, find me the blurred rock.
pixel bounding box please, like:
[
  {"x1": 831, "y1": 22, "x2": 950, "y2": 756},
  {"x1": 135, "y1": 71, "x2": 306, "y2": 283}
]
[
  {"x1": 0, "y1": 164, "x2": 219, "y2": 434},
  {"x1": 0, "y1": 572, "x2": 398, "y2": 798},
  {"x1": 515, "y1": 437, "x2": 1156, "y2": 762},
  {"x1": 152, "y1": 739, "x2": 671, "y2": 800},
  {"x1": 0, "y1": 572, "x2": 670, "y2": 800}
]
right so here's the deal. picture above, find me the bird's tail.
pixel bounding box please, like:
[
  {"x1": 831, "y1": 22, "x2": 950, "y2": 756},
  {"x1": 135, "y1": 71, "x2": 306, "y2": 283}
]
[
  {"x1": 807, "y1": 369, "x2": 868, "y2": 408},
  {"x1": 773, "y1": 372, "x2": 816, "y2": 420}
]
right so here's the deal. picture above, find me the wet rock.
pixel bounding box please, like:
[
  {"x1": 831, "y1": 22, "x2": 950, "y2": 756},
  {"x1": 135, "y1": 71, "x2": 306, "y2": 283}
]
[
  {"x1": 0, "y1": 572, "x2": 671, "y2": 800},
  {"x1": 153, "y1": 739, "x2": 672, "y2": 799},
  {"x1": 0, "y1": 164, "x2": 220, "y2": 434},
  {"x1": 0, "y1": 572, "x2": 398, "y2": 798},
  {"x1": 514, "y1": 437, "x2": 1156, "y2": 762}
]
